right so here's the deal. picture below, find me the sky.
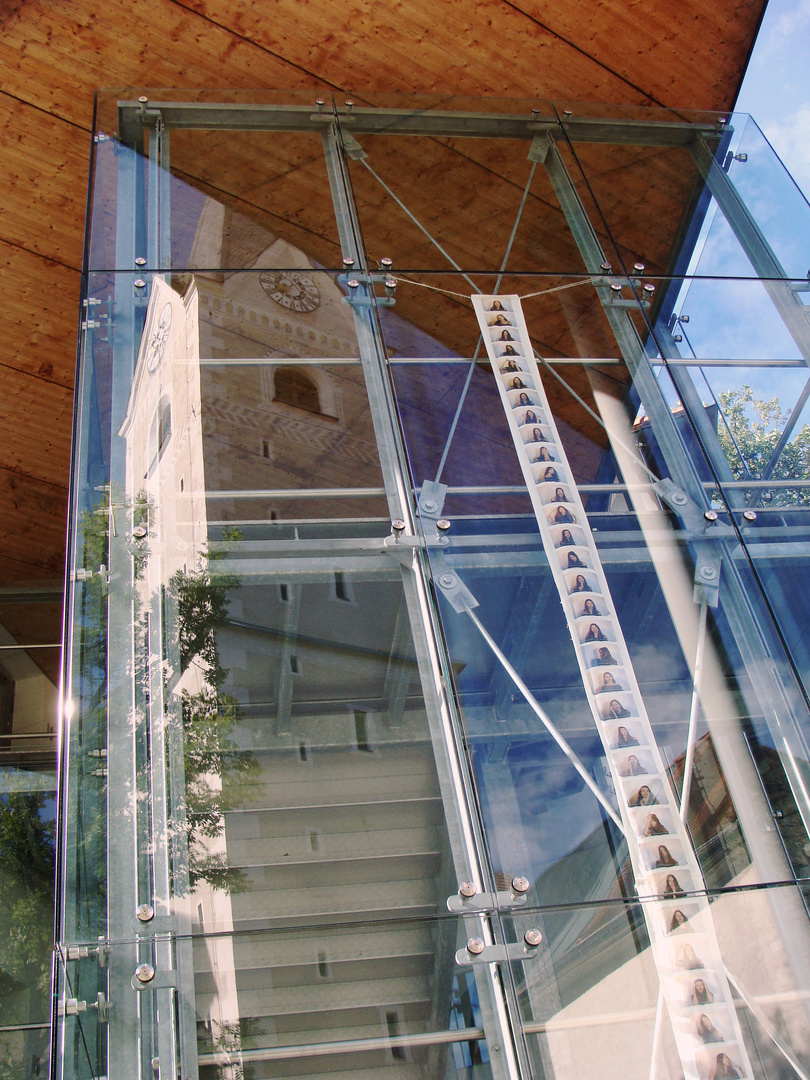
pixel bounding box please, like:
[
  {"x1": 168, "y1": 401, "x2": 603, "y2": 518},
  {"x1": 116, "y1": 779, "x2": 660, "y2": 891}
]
[{"x1": 735, "y1": 0, "x2": 810, "y2": 193}]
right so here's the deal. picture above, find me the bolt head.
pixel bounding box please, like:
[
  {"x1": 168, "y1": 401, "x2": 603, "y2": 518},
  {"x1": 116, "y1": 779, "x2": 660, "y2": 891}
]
[
  {"x1": 138, "y1": 96, "x2": 148, "y2": 104},
  {"x1": 466, "y1": 937, "x2": 486, "y2": 955},
  {"x1": 436, "y1": 518, "x2": 451, "y2": 532},
  {"x1": 315, "y1": 99, "x2": 326, "y2": 106},
  {"x1": 440, "y1": 574, "x2": 455, "y2": 587},
  {"x1": 678, "y1": 314, "x2": 690, "y2": 323},
  {"x1": 391, "y1": 518, "x2": 406, "y2": 534},
  {"x1": 743, "y1": 509, "x2": 757, "y2": 521},
  {"x1": 135, "y1": 963, "x2": 155, "y2": 983},
  {"x1": 524, "y1": 928, "x2": 543, "y2": 947},
  {"x1": 344, "y1": 99, "x2": 354, "y2": 107},
  {"x1": 132, "y1": 525, "x2": 148, "y2": 540},
  {"x1": 610, "y1": 283, "x2": 622, "y2": 294},
  {"x1": 600, "y1": 262, "x2": 612, "y2": 273},
  {"x1": 134, "y1": 279, "x2": 146, "y2": 289},
  {"x1": 380, "y1": 257, "x2": 393, "y2": 268},
  {"x1": 511, "y1": 876, "x2": 531, "y2": 895},
  {"x1": 633, "y1": 262, "x2": 646, "y2": 273},
  {"x1": 704, "y1": 509, "x2": 719, "y2": 522},
  {"x1": 384, "y1": 278, "x2": 397, "y2": 290},
  {"x1": 458, "y1": 881, "x2": 477, "y2": 898},
  {"x1": 643, "y1": 283, "x2": 656, "y2": 294},
  {"x1": 342, "y1": 256, "x2": 355, "y2": 267},
  {"x1": 136, "y1": 903, "x2": 154, "y2": 922},
  {"x1": 347, "y1": 279, "x2": 360, "y2": 289},
  {"x1": 700, "y1": 565, "x2": 717, "y2": 580},
  {"x1": 134, "y1": 256, "x2": 147, "y2": 266},
  {"x1": 421, "y1": 499, "x2": 436, "y2": 512},
  {"x1": 671, "y1": 492, "x2": 688, "y2": 505}
]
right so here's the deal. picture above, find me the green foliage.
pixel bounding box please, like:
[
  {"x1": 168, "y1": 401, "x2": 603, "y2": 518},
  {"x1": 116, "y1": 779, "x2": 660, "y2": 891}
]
[
  {"x1": 0, "y1": 794, "x2": 56, "y2": 1003},
  {"x1": 717, "y1": 385, "x2": 810, "y2": 505}
]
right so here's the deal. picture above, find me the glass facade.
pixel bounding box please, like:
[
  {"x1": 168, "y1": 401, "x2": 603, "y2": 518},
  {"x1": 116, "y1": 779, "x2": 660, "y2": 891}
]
[{"x1": 56, "y1": 93, "x2": 810, "y2": 1080}]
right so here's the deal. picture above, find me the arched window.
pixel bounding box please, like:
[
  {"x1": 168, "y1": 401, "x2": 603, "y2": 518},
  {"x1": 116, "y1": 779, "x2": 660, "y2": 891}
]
[{"x1": 273, "y1": 368, "x2": 320, "y2": 414}]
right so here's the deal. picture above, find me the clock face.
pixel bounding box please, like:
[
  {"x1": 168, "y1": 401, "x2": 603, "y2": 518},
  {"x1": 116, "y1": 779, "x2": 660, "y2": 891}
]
[
  {"x1": 146, "y1": 302, "x2": 173, "y2": 372},
  {"x1": 260, "y1": 271, "x2": 320, "y2": 313}
]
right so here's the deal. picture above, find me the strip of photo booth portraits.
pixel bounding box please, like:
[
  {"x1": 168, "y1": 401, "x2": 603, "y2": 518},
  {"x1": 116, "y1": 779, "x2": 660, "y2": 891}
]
[{"x1": 471, "y1": 295, "x2": 754, "y2": 1080}]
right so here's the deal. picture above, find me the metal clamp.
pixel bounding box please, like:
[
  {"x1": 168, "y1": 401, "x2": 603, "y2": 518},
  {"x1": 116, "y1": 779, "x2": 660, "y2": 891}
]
[
  {"x1": 130, "y1": 904, "x2": 176, "y2": 935},
  {"x1": 455, "y1": 929, "x2": 543, "y2": 966},
  {"x1": 446, "y1": 877, "x2": 531, "y2": 913},
  {"x1": 131, "y1": 964, "x2": 177, "y2": 992}
]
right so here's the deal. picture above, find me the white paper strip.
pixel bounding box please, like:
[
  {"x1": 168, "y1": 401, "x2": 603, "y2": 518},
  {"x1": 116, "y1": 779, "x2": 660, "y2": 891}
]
[{"x1": 472, "y1": 294, "x2": 753, "y2": 1080}]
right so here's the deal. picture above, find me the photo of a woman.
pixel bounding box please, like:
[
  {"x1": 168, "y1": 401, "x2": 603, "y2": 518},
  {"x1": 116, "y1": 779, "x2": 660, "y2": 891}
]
[
  {"x1": 492, "y1": 313, "x2": 511, "y2": 326},
  {"x1": 643, "y1": 813, "x2": 667, "y2": 836},
  {"x1": 696, "y1": 1015, "x2": 723, "y2": 1043},
  {"x1": 709, "y1": 1053, "x2": 741, "y2": 1080},
  {"x1": 582, "y1": 598, "x2": 601, "y2": 617},
  {"x1": 620, "y1": 754, "x2": 647, "y2": 776},
  {"x1": 669, "y1": 909, "x2": 689, "y2": 932},
  {"x1": 614, "y1": 724, "x2": 637, "y2": 747},
  {"x1": 630, "y1": 785, "x2": 658, "y2": 806},
  {"x1": 551, "y1": 485, "x2": 567, "y2": 501},
  {"x1": 535, "y1": 446, "x2": 553, "y2": 462},
  {"x1": 530, "y1": 426, "x2": 546, "y2": 442},
  {"x1": 490, "y1": 300, "x2": 506, "y2": 311},
  {"x1": 606, "y1": 698, "x2": 630, "y2": 718},
  {"x1": 691, "y1": 978, "x2": 714, "y2": 1005},
  {"x1": 499, "y1": 329, "x2": 515, "y2": 341},
  {"x1": 678, "y1": 944, "x2": 703, "y2": 969},
  {"x1": 503, "y1": 344, "x2": 520, "y2": 356},
  {"x1": 510, "y1": 377, "x2": 528, "y2": 390},
  {"x1": 558, "y1": 528, "x2": 575, "y2": 546},
  {"x1": 584, "y1": 623, "x2": 607, "y2": 641},
  {"x1": 571, "y1": 575, "x2": 589, "y2": 592},
  {"x1": 664, "y1": 873, "x2": 686, "y2": 899},
  {"x1": 517, "y1": 392, "x2": 531, "y2": 406},
  {"x1": 552, "y1": 506, "x2": 576, "y2": 525},
  {"x1": 567, "y1": 551, "x2": 587, "y2": 569},
  {"x1": 595, "y1": 646, "x2": 617, "y2": 665},
  {"x1": 521, "y1": 409, "x2": 539, "y2": 425},
  {"x1": 654, "y1": 845, "x2": 678, "y2": 868},
  {"x1": 500, "y1": 359, "x2": 520, "y2": 373}
]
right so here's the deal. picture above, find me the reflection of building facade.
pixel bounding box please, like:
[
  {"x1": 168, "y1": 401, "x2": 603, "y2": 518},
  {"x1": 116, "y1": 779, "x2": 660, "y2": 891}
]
[{"x1": 55, "y1": 97, "x2": 810, "y2": 1080}]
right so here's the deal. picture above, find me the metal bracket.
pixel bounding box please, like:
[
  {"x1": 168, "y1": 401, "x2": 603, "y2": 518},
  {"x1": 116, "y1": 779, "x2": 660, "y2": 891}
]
[
  {"x1": 130, "y1": 912, "x2": 176, "y2": 935},
  {"x1": 58, "y1": 992, "x2": 111, "y2": 1021},
  {"x1": 433, "y1": 568, "x2": 478, "y2": 615},
  {"x1": 446, "y1": 878, "x2": 530, "y2": 913},
  {"x1": 418, "y1": 479, "x2": 447, "y2": 519},
  {"x1": 64, "y1": 940, "x2": 109, "y2": 967},
  {"x1": 455, "y1": 931, "x2": 543, "y2": 966},
  {"x1": 341, "y1": 131, "x2": 367, "y2": 160},
  {"x1": 693, "y1": 550, "x2": 722, "y2": 608},
  {"x1": 527, "y1": 133, "x2": 552, "y2": 163},
  {"x1": 131, "y1": 965, "x2": 177, "y2": 992}
]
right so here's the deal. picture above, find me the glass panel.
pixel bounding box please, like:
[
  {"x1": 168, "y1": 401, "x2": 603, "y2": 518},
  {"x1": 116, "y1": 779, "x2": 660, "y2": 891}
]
[
  {"x1": 340, "y1": 101, "x2": 596, "y2": 277},
  {"x1": 55, "y1": 916, "x2": 499, "y2": 1080},
  {"x1": 501, "y1": 883, "x2": 810, "y2": 1080}
]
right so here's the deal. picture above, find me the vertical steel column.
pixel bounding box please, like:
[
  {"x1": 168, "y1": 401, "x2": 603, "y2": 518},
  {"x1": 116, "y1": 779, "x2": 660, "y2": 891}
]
[
  {"x1": 320, "y1": 119, "x2": 525, "y2": 1080},
  {"x1": 106, "y1": 138, "x2": 148, "y2": 1080}
]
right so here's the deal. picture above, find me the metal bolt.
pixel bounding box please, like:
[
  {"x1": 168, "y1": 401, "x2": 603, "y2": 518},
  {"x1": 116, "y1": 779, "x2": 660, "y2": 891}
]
[
  {"x1": 422, "y1": 499, "x2": 436, "y2": 512},
  {"x1": 344, "y1": 100, "x2": 354, "y2": 112},
  {"x1": 734, "y1": 152, "x2": 748, "y2": 162},
  {"x1": 342, "y1": 256, "x2": 355, "y2": 268},
  {"x1": 700, "y1": 565, "x2": 717, "y2": 580},
  {"x1": 743, "y1": 509, "x2": 757, "y2": 522},
  {"x1": 136, "y1": 903, "x2": 154, "y2": 922},
  {"x1": 440, "y1": 574, "x2": 455, "y2": 587},
  {"x1": 524, "y1": 928, "x2": 543, "y2": 948},
  {"x1": 672, "y1": 334, "x2": 683, "y2": 342},
  {"x1": 315, "y1": 99, "x2": 325, "y2": 115},
  {"x1": 704, "y1": 509, "x2": 719, "y2": 522},
  {"x1": 134, "y1": 963, "x2": 155, "y2": 984},
  {"x1": 633, "y1": 262, "x2": 645, "y2": 274},
  {"x1": 380, "y1": 257, "x2": 393, "y2": 271},
  {"x1": 134, "y1": 279, "x2": 146, "y2": 289},
  {"x1": 135, "y1": 256, "x2": 146, "y2": 267},
  {"x1": 132, "y1": 525, "x2": 148, "y2": 540},
  {"x1": 643, "y1": 283, "x2": 656, "y2": 296},
  {"x1": 678, "y1": 314, "x2": 690, "y2": 323},
  {"x1": 347, "y1": 279, "x2": 360, "y2": 290},
  {"x1": 466, "y1": 938, "x2": 486, "y2": 955},
  {"x1": 600, "y1": 262, "x2": 612, "y2": 273},
  {"x1": 562, "y1": 109, "x2": 573, "y2": 119},
  {"x1": 717, "y1": 117, "x2": 727, "y2": 126},
  {"x1": 511, "y1": 876, "x2": 531, "y2": 895},
  {"x1": 390, "y1": 518, "x2": 406, "y2": 537},
  {"x1": 436, "y1": 518, "x2": 451, "y2": 532},
  {"x1": 670, "y1": 491, "x2": 688, "y2": 506},
  {"x1": 610, "y1": 283, "x2": 622, "y2": 298},
  {"x1": 458, "y1": 882, "x2": 477, "y2": 899},
  {"x1": 384, "y1": 278, "x2": 397, "y2": 297}
]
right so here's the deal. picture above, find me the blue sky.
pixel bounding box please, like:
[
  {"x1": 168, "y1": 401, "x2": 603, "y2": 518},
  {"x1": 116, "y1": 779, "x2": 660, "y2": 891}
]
[{"x1": 736, "y1": 0, "x2": 810, "y2": 193}]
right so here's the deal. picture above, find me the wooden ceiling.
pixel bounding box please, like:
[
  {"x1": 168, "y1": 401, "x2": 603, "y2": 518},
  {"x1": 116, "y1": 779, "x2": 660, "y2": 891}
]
[{"x1": 0, "y1": 0, "x2": 766, "y2": 601}]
